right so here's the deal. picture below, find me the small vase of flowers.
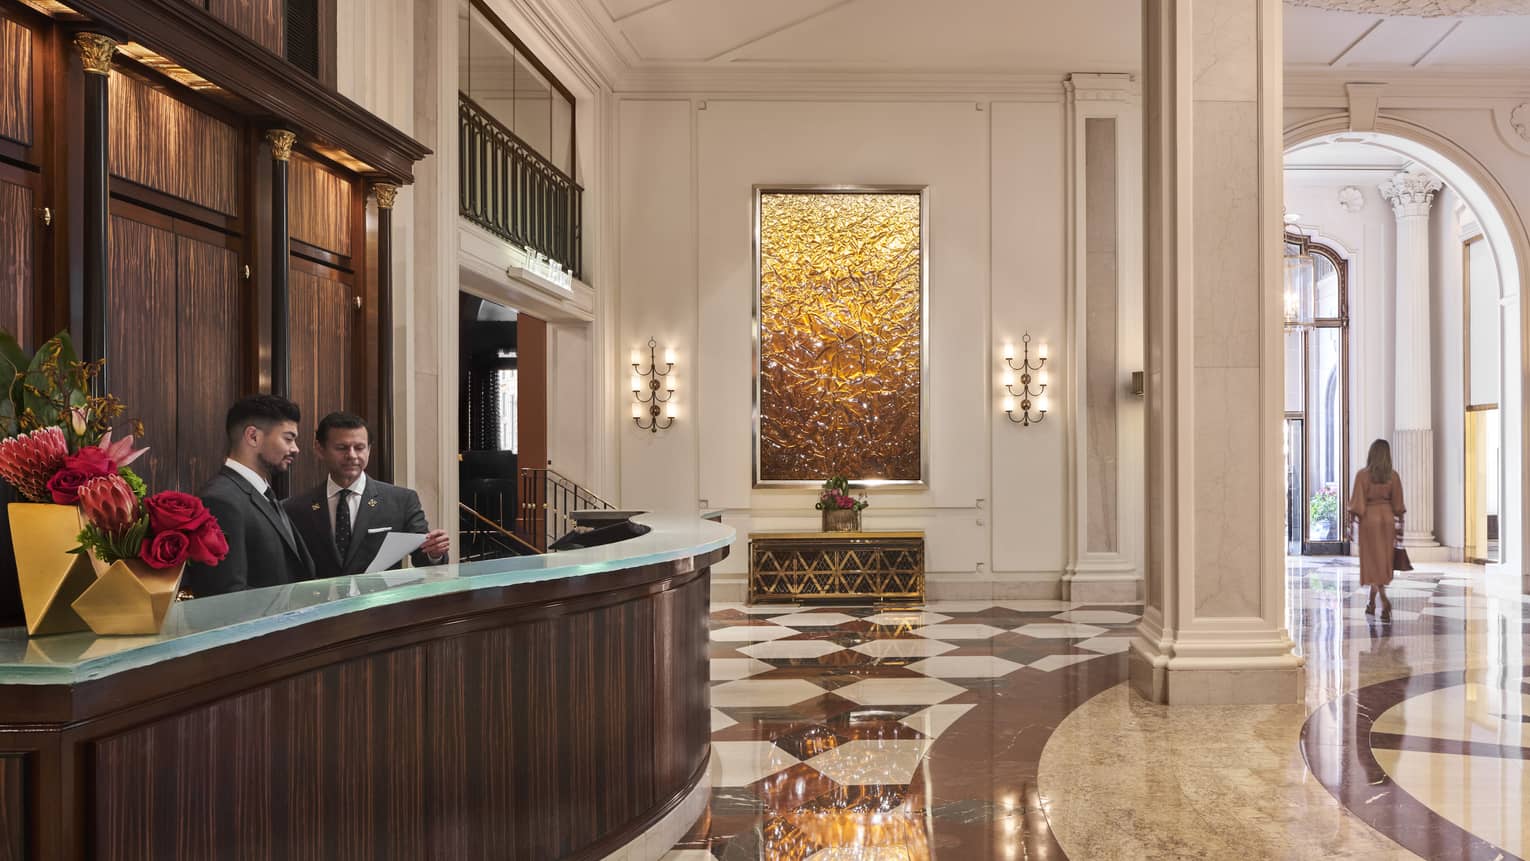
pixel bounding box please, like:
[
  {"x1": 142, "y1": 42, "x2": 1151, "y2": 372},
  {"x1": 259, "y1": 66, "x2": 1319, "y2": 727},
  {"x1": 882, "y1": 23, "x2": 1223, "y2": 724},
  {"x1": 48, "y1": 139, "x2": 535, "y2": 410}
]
[
  {"x1": 70, "y1": 479, "x2": 228, "y2": 635},
  {"x1": 815, "y1": 476, "x2": 868, "y2": 532}
]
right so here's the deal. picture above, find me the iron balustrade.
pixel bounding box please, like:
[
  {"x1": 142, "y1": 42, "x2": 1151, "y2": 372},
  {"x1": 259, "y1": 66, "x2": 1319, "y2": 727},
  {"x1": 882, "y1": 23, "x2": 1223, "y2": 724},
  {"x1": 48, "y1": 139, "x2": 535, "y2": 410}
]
[
  {"x1": 518, "y1": 467, "x2": 614, "y2": 551},
  {"x1": 459, "y1": 94, "x2": 584, "y2": 281}
]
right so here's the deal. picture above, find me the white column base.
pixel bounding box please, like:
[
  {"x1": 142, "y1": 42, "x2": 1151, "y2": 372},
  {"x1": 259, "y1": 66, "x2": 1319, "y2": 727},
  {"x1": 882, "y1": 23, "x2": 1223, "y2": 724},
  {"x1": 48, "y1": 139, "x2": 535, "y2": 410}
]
[
  {"x1": 1128, "y1": 611, "x2": 1305, "y2": 705},
  {"x1": 1064, "y1": 558, "x2": 1143, "y2": 604}
]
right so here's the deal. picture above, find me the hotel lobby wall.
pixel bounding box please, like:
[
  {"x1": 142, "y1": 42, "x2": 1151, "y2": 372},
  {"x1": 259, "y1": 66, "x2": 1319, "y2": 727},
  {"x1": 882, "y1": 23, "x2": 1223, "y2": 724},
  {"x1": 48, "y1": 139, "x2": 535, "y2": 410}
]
[
  {"x1": 1284, "y1": 96, "x2": 1530, "y2": 576},
  {"x1": 615, "y1": 94, "x2": 1137, "y2": 594}
]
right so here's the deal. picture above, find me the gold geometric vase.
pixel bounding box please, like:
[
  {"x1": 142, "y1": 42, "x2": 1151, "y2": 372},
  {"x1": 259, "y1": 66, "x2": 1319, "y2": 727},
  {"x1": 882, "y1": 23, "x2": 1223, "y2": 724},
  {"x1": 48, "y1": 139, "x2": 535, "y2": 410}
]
[
  {"x1": 72, "y1": 555, "x2": 185, "y2": 636},
  {"x1": 10, "y1": 502, "x2": 94, "y2": 636}
]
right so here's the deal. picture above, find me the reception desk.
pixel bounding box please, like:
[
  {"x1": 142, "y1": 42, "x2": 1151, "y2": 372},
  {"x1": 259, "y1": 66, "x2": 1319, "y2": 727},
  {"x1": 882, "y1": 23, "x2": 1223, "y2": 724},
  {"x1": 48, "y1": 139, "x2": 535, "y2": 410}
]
[{"x1": 0, "y1": 514, "x2": 732, "y2": 861}]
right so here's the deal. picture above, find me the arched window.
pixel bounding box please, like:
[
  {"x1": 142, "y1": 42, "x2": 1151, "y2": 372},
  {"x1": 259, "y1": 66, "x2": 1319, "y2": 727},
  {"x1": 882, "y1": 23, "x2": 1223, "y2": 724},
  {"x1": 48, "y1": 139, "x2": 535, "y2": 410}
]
[{"x1": 1283, "y1": 233, "x2": 1349, "y2": 555}]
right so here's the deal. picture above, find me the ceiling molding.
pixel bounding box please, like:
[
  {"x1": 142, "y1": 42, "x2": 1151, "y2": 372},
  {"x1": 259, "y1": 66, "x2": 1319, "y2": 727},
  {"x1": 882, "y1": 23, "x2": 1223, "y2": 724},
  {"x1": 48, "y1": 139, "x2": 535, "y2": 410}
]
[
  {"x1": 1286, "y1": 68, "x2": 1530, "y2": 105},
  {"x1": 616, "y1": 65, "x2": 1079, "y2": 98},
  {"x1": 1285, "y1": 0, "x2": 1530, "y2": 14}
]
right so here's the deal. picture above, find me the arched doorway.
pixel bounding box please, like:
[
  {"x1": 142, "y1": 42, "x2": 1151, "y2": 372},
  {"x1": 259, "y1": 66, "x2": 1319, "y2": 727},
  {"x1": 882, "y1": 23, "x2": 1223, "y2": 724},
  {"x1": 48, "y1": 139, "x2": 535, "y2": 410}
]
[{"x1": 1282, "y1": 122, "x2": 1527, "y2": 578}]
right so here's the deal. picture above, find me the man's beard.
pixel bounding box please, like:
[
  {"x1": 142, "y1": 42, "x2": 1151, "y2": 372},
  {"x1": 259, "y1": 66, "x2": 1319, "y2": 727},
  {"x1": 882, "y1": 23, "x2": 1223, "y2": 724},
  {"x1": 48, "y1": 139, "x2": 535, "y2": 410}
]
[{"x1": 258, "y1": 451, "x2": 291, "y2": 473}]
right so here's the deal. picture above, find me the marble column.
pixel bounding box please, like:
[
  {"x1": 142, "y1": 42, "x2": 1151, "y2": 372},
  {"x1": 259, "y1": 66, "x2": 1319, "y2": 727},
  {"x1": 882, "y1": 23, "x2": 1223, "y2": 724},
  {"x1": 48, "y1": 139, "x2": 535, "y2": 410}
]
[
  {"x1": 1378, "y1": 170, "x2": 1443, "y2": 549},
  {"x1": 1130, "y1": 0, "x2": 1303, "y2": 705}
]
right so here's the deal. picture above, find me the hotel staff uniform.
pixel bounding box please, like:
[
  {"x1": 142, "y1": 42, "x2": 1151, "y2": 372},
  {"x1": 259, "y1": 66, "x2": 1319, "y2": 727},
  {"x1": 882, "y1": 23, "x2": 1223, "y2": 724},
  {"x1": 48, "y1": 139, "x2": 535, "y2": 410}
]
[
  {"x1": 284, "y1": 474, "x2": 444, "y2": 581},
  {"x1": 184, "y1": 460, "x2": 317, "y2": 597}
]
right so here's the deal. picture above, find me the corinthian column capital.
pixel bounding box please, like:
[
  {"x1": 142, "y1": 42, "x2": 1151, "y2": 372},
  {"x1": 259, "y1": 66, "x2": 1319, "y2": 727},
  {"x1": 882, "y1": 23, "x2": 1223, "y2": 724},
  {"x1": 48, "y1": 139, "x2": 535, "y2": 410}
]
[{"x1": 1378, "y1": 170, "x2": 1443, "y2": 218}]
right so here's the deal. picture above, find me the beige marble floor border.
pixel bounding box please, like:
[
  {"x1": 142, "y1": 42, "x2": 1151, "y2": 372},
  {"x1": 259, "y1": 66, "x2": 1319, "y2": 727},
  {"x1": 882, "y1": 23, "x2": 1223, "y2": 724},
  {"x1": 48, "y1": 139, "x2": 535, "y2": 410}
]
[{"x1": 1036, "y1": 681, "x2": 1422, "y2": 860}]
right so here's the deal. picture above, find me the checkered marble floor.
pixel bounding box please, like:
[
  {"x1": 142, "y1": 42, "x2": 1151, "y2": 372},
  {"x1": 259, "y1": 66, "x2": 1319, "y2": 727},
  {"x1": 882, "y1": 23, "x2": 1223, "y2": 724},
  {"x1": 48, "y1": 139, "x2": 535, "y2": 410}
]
[{"x1": 666, "y1": 599, "x2": 1141, "y2": 859}]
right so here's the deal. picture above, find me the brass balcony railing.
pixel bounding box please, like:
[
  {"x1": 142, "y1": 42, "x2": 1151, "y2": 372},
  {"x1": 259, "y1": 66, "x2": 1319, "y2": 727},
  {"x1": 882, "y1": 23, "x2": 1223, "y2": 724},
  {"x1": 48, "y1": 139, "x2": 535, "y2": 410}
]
[
  {"x1": 459, "y1": 94, "x2": 583, "y2": 281},
  {"x1": 518, "y1": 468, "x2": 614, "y2": 551}
]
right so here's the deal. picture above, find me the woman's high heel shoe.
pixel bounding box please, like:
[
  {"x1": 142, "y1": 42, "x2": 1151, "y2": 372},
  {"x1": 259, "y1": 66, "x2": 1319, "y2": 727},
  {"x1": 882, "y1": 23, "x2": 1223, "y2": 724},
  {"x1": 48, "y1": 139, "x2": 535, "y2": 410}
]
[
  {"x1": 1380, "y1": 603, "x2": 1392, "y2": 622},
  {"x1": 1364, "y1": 601, "x2": 1376, "y2": 616}
]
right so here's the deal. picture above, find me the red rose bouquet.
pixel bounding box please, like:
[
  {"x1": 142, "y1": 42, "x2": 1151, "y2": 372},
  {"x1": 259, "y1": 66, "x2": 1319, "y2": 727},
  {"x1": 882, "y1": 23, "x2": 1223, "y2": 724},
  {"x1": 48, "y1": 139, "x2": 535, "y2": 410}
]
[{"x1": 74, "y1": 478, "x2": 228, "y2": 569}]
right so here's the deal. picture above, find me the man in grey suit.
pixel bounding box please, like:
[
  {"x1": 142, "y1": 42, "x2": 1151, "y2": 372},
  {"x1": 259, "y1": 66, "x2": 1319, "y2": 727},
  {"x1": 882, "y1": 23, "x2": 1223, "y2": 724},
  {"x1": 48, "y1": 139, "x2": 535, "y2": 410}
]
[
  {"x1": 184, "y1": 395, "x2": 317, "y2": 597},
  {"x1": 283, "y1": 412, "x2": 450, "y2": 580}
]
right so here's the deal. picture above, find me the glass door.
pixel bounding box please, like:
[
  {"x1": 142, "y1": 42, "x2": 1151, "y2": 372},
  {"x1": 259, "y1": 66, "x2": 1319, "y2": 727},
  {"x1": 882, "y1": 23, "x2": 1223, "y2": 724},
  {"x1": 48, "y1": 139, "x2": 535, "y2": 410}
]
[{"x1": 1284, "y1": 234, "x2": 1350, "y2": 556}]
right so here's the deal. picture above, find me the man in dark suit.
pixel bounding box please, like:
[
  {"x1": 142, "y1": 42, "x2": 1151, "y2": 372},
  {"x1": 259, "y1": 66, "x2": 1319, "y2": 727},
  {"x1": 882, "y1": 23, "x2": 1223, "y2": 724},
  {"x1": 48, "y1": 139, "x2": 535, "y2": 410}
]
[
  {"x1": 283, "y1": 412, "x2": 450, "y2": 580},
  {"x1": 184, "y1": 395, "x2": 317, "y2": 597}
]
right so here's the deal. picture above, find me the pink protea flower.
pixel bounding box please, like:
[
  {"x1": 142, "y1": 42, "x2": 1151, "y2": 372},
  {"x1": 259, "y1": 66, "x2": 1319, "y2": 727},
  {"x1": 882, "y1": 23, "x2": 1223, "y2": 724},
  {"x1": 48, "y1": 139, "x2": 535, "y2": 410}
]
[
  {"x1": 78, "y1": 474, "x2": 141, "y2": 537},
  {"x1": 0, "y1": 427, "x2": 69, "y2": 502}
]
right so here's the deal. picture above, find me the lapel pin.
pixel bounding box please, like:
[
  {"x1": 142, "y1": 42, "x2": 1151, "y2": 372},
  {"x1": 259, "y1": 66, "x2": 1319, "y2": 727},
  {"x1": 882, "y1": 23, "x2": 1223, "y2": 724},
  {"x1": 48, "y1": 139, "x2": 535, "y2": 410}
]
[
  {"x1": 311, "y1": 503, "x2": 321, "y2": 511},
  {"x1": 367, "y1": 498, "x2": 379, "y2": 508}
]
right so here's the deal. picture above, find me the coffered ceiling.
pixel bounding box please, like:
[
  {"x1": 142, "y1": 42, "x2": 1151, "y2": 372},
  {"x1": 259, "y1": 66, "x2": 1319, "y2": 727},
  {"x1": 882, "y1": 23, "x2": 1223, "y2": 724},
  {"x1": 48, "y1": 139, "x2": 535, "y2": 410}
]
[
  {"x1": 571, "y1": 0, "x2": 1139, "y2": 73},
  {"x1": 1284, "y1": 3, "x2": 1530, "y2": 70}
]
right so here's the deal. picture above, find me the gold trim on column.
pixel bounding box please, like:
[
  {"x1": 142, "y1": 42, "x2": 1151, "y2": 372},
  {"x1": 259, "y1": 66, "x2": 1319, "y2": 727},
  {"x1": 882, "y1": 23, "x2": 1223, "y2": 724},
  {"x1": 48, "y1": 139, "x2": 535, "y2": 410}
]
[
  {"x1": 74, "y1": 33, "x2": 117, "y2": 76},
  {"x1": 266, "y1": 129, "x2": 297, "y2": 162},
  {"x1": 373, "y1": 182, "x2": 399, "y2": 210}
]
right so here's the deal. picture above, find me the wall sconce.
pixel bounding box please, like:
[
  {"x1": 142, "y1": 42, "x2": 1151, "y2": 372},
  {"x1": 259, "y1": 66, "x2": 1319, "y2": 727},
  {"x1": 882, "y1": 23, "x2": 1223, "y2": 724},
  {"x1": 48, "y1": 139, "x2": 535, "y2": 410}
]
[
  {"x1": 1001, "y1": 333, "x2": 1049, "y2": 426},
  {"x1": 631, "y1": 337, "x2": 675, "y2": 433}
]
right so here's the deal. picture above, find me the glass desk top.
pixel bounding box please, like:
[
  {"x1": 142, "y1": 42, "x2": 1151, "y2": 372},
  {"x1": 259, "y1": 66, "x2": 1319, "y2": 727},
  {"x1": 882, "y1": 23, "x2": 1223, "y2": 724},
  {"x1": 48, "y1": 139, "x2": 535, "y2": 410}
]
[{"x1": 0, "y1": 514, "x2": 733, "y2": 686}]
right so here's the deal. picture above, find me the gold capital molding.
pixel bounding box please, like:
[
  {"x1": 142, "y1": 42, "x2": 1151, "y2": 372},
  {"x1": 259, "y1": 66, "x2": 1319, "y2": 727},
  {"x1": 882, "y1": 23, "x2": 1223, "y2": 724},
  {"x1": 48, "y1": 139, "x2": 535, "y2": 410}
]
[
  {"x1": 373, "y1": 182, "x2": 399, "y2": 210},
  {"x1": 266, "y1": 129, "x2": 297, "y2": 162},
  {"x1": 74, "y1": 33, "x2": 117, "y2": 76}
]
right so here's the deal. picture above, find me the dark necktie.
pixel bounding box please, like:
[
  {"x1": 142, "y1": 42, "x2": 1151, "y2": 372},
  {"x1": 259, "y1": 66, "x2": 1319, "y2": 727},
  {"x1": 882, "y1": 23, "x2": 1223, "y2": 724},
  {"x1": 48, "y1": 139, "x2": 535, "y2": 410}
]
[
  {"x1": 335, "y1": 489, "x2": 353, "y2": 560},
  {"x1": 264, "y1": 485, "x2": 295, "y2": 546}
]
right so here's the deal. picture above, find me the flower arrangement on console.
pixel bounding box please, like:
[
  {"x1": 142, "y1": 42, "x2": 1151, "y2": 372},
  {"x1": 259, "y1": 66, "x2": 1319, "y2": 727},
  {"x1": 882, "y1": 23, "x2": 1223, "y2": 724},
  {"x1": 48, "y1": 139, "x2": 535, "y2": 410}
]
[
  {"x1": 815, "y1": 476, "x2": 868, "y2": 532},
  {"x1": 75, "y1": 480, "x2": 228, "y2": 570},
  {"x1": 814, "y1": 476, "x2": 869, "y2": 513}
]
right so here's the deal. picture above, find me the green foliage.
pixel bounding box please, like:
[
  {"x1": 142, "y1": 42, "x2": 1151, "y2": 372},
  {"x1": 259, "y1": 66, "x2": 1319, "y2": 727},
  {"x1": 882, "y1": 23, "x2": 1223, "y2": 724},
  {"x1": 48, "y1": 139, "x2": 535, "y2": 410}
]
[
  {"x1": 0, "y1": 329, "x2": 126, "y2": 446},
  {"x1": 119, "y1": 467, "x2": 148, "y2": 499},
  {"x1": 72, "y1": 516, "x2": 149, "y2": 565},
  {"x1": 1308, "y1": 484, "x2": 1339, "y2": 528}
]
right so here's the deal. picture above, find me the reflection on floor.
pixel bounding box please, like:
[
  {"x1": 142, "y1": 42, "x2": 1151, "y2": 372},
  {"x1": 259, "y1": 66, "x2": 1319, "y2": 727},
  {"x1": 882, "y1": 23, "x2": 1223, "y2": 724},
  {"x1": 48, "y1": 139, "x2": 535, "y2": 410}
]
[{"x1": 667, "y1": 558, "x2": 1528, "y2": 860}]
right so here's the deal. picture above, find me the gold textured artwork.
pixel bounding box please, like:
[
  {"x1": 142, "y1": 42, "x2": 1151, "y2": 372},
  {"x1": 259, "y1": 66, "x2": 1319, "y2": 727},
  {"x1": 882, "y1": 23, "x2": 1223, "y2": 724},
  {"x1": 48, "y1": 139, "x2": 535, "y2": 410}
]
[{"x1": 757, "y1": 191, "x2": 923, "y2": 483}]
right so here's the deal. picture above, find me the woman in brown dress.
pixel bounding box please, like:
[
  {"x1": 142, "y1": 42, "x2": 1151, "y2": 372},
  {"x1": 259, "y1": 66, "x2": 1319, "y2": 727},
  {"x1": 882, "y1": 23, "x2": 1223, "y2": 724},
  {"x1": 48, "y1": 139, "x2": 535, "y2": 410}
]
[{"x1": 1348, "y1": 439, "x2": 1406, "y2": 621}]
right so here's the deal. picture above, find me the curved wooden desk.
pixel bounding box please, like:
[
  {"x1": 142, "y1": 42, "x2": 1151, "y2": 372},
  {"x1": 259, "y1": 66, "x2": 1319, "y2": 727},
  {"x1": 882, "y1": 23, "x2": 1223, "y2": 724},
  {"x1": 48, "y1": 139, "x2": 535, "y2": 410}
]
[{"x1": 0, "y1": 514, "x2": 733, "y2": 861}]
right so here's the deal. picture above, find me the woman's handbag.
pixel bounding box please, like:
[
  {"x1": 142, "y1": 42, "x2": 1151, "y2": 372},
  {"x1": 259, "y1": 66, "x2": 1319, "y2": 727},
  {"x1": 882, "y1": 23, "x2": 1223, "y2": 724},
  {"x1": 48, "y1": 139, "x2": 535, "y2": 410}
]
[{"x1": 1393, "y1": 547, "x2": 1414, "y2": 572}]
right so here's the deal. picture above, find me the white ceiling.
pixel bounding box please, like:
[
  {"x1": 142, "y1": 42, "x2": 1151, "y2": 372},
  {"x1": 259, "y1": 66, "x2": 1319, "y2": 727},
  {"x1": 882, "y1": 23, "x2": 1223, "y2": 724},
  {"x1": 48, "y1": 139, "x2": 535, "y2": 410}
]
[
  {"x1": 1284, "y1": 4, "x2": 1530, "y2": 69},
  {"x1": 1285, "y1": 139, "x2": 1415, "y2": 170},
  {"x1": 576, "y1": 0, "x2": 1139, "y2": 72}
]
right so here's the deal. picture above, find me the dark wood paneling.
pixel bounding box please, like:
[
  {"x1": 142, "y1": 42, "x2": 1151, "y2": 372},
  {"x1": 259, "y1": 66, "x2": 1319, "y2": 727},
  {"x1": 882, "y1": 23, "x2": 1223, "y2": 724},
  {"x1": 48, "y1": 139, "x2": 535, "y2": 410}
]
[
  {"x1": 0, "y1": 178, "x2": 31, "y2": 345},
  {"x1": 0, "y1": 16, "x2": 31, "y2": 147},
  {"x1": 288, "y1": 263, "x2": 350, "y2": 493},
  {"x1": 0, "y1": 754, "x2": 23, "y2": 861},
  {"x1": 108, "y1": 213, "x2": 178, "y2": 492},
  {"x1": 88, "y1": 568, "x2": 711, "y2": 861},
  {"x1": 289, "y1": 153, "x2": 351, "y2": 257},
  {"x1": 109, "y1": 70, "x2": 241, "y2": 217},
  {"x1": 65, "y1": 0, "x2": 429, "y2": 183},
  {"x1": 176, "y1": 234, "x2": 241, "y2": 491},
  {"x1": 518, "y1": 314, "x2": 547, "y2": 471},
  {"x1": 208, "y1": 0, "x2": 284, "y2": 56}
]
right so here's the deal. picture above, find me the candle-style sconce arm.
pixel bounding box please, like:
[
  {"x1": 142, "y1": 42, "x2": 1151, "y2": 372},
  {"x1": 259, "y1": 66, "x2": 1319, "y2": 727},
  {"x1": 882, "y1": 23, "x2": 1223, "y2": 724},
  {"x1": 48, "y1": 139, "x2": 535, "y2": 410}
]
[
  {"x1": 631, "y1": 337, "x2": 676, "y2": 433},
  {"x1": 1001, "y1": 333, "x2": 1050, "y2": 427}
]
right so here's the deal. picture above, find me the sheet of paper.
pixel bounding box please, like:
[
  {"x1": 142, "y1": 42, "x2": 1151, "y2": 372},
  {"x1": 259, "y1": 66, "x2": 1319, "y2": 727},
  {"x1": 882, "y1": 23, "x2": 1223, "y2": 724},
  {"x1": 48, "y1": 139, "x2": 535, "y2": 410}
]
[{"x1": 365, "y1": 532, "x2": 428, "y2": 573}]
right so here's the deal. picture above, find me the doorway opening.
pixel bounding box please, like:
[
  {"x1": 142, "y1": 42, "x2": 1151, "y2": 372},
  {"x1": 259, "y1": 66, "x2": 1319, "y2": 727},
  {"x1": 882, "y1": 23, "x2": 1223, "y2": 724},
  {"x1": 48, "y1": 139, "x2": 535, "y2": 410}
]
[{"x1": 1282, "y1": 131, "x2": 1523, "y2": 570}]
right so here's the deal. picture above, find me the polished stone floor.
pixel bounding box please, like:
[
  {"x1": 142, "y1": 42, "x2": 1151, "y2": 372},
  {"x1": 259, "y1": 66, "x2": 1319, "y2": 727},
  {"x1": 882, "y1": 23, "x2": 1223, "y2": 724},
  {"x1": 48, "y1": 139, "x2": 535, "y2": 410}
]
[{"x1": 666, "y1": 558, "x2": 1528, "y2": 860}]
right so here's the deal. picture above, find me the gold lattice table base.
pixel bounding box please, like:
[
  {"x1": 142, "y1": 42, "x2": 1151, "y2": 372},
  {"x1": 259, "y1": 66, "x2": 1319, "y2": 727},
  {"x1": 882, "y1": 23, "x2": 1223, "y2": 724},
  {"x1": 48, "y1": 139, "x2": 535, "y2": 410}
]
[{"x1": 749, "y1": 531, "x2": 925, "y2": 604}]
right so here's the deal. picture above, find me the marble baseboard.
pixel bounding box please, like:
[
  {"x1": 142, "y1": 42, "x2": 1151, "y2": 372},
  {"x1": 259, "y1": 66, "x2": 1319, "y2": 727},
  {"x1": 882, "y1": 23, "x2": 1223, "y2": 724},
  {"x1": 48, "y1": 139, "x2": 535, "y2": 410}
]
[
  {"x1": 1129, "y1": 650, "x2": 1305, "y2": 705},
  {"x1": 1065, "y1": 579, "x2": 1141, "y2": 604},
  {"x1": 715, "y1": 575, "x2": 1089, "y2": 605},
  {"x1": 1399, "y1": 544, "x2": 1457, "y2": 563},
  {"x1": 602, "y1": 764, "x2": 711, "y2": 861},
  {"x1": 712, "y1": 576, "x2": 747, "y2": 604}
]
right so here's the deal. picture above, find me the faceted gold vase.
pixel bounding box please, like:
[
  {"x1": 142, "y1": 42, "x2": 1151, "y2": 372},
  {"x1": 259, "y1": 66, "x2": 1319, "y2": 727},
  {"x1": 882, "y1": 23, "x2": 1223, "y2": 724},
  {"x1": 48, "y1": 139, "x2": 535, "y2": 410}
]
[
  {"x1": 73, "y1": 555, "x2": 185, "y2": 636},
  {"x1": 10, "y1": 502, "x2": 94, "y2": 636}
]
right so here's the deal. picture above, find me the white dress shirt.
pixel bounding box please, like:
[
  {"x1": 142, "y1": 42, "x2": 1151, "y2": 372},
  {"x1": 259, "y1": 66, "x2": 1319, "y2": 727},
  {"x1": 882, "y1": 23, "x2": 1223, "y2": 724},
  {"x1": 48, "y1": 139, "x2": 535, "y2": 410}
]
[
  {"x1": 224, "y1": 458, "x2": 270, "y2": 497},
  {"x1": 326, "y1": 472, "x2": 367, "y2": 536}
]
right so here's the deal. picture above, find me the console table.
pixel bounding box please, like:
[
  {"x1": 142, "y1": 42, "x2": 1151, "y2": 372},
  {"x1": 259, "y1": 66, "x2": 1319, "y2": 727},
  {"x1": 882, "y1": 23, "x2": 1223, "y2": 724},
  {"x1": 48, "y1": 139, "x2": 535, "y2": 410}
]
[{"x1": 748, "y1": 531, "x2": 925, "y2": 604}]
